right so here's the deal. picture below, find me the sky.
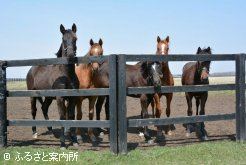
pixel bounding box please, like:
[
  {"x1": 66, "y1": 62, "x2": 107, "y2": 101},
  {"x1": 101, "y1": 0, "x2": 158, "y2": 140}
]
[{"x1": 0, "y1": 0, "x2": 245, "y2": 78}]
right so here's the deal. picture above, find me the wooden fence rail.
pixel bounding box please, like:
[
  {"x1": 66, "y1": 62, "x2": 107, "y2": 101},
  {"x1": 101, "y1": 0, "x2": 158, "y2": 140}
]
[{"x1": 0, "y1": 54, "x2": 245, "y2": 155}]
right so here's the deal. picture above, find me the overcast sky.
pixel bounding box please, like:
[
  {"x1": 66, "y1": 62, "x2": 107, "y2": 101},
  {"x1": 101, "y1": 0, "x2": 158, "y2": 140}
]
[{"x1": 1, "y1": 0, "x2": 245, "y2": 78}]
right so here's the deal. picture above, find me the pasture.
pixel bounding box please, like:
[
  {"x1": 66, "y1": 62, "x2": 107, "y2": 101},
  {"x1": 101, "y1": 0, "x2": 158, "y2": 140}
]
[
  {"x1": 5, "y1": 77, "x2": 236, "y2": 151},
  {"x1": 1, "y1": 141, "x2": 246, "y2": 164}
]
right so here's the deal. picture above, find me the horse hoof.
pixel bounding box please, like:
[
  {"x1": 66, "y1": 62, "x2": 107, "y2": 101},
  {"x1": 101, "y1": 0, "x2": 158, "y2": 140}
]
[
  {"x1": 157, "y1": 131, "x2": 163, "y2": 137},
  {"x1": 99, "y1": 132, "x2": 105, "y2": 137},
  {"x1": 167, "y1": 130, "x2": 172, "y2": 136},
  {"x1": 32, "y1": 133, "x2": 38, "y2": 139},
  {"x1": 91, "y1": 136, "x2": 97, "y2": 143},
  {"x1": 60, "y1": 147, "x2": 66, "y2": 150},
  {"x1": 76, "y1": 135, "x2": 83, "y2": 142},
  {"x1": 48, "y1": 127, "x2": 52, "y2": 132},
  {"x1": 148, "y1": 139, "x2": 154, "y2": 144},
  {"x1": 73, "y1": 143, "x2": 79, "y2": 147},
  {"x1": 139, "y1": 132, "x2": 144, "y2": 138},
  {"x1": 201, "y1": 135, "x2": 209, "y2": 141},
  {"x1": 186, "y1": 132, "x2": 191, "y2": 137}
]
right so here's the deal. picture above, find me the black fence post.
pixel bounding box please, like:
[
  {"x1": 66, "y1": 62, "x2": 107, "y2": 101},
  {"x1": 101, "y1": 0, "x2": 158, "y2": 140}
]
[
  {"x1": 235, "y1": 54, "x2": 246, "y2": 142},
  {"x1": 117, "y1": 55, "x2": 128, "y2": 154},
  {"x1": 108, "y1": 55, "x2": 118, "y2": 154},
  {"x1": 0, "y1": 61, "x2": 7, "y2": 148}
]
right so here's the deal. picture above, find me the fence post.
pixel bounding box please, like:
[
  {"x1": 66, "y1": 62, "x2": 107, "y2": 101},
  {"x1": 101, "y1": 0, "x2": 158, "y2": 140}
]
[
  {"x1": 0, "y1": 61, "x2": 7, "y2": 148},
  {"x1": 235, "y1": 54, "x2": 246, "y2": 142},
  {"x1": 117, "y1": 55, "x2": 128, "y2": 154},
  {"x1": 108, "y1": 55, "x2": 118, "y2": 154}
]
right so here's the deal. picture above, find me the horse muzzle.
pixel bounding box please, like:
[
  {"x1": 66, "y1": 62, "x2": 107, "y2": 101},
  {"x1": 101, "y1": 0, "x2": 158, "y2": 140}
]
[
  {"x1": 92, "y1": 63, "x2": 100, "y2": 71},
  {"x1": 200, "y1": 71, "x2": 209, "y2": 82}
]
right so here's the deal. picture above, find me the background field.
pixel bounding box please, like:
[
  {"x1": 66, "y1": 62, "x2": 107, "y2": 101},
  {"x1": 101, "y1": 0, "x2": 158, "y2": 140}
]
[{"x1": 7, "y1": 76, "x2": 236, "y2": 90}]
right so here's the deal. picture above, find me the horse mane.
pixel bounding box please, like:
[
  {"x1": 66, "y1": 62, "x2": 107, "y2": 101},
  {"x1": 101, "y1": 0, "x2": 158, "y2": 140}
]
[{"x1": 56, "y1": 44, "x2": 62, "y2": 58}]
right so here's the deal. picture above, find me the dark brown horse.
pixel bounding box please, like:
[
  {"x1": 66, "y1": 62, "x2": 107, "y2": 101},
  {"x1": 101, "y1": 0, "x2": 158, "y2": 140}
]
[
  {"x1": 151, "y1": 36, "x2": 174, "y2": 136},
  {"x1": 75, "y1": 38, "x2": 103, "y2": 142},
  {"x1": 94, "y1": 61, "x2": 163, "y2": 141},
  {"x1": 182, "y1": 47, "x2": 211, "y2": 140},
  {"x1": 26, "y1": 24, "x2": 79, "y2": 149}
]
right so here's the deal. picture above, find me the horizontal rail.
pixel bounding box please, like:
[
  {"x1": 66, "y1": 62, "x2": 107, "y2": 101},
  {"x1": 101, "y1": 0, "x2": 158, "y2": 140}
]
[
  {"x1": 127, "y1": 84, "x2": 235, "y2": 95},
  {"x1": 6, "y1": 56, "x2": 109, "y2": 67},
  {"x1": 124, "y1": 54, "x2": 237, "y2": 62},
  {"x1": 8, "y1": 119, "x2": 110, "y2": 128},
  {"x1": 8, "y1": 88, "x2": 109, "y2": 97},
  {"x1": 128, "y1": 113, "x2": 236, "y2": 127}
]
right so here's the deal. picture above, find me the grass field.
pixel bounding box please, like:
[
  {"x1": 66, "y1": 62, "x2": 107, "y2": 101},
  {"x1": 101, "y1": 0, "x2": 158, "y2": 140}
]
[{"x1": 0, "y1": 141, "x2": 246, "y2": 164}]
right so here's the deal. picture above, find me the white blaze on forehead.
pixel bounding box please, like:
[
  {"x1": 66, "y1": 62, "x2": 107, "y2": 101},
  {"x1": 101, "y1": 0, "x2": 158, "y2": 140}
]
[
  {"x1": 161, "y1": 44, "x2": 165, "y2": 54},
  {"x1": 152, "y1": 63, "x2": 157, "y2": 71}
]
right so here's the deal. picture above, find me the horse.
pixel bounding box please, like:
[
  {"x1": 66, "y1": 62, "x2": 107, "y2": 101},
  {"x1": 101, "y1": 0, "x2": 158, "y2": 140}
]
[
  {"x1": 181, "y1": 46, "x2": 211, "y2": 140},
  {"x1": 94, "y1": 61, "x2": 163, "y2": 141},
  {"x1": 151, "y1": 36, "x2": 174, "y2": 136},
  {"x1": 75, "y1": 38, "x2": 103, "y2": 143},
  {"x1": 26, "y1": 24, "x2": 79, "y2": 149}
]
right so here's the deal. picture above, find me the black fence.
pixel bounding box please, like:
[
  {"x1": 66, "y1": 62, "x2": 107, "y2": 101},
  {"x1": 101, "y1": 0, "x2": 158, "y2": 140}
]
[{"x1": 0, "y1": 54, "x2": 245, "y2": 155}]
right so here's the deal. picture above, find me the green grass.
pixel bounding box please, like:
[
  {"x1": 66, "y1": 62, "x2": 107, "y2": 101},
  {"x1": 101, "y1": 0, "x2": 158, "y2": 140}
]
[{"x1": 1, "y1": 141, "x2": 246, "y2": 165}]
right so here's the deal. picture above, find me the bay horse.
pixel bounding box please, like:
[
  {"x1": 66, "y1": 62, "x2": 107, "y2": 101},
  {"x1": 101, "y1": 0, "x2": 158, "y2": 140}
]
[
  {"x1": 75, "y1": 38, "x2": 103, "y2": 143},
  {"x1": 151, "y1": 36, "x2": 174, "y2": 136},
  {"x1": 181, "y1": 47, "x2": 211, "y2": 140},
  {"x1": 94, "y1": 61, "x2": 163, "y2": 141},
  {"x1": 26, "y1": 24, "x2": 79, "y2": 149}
]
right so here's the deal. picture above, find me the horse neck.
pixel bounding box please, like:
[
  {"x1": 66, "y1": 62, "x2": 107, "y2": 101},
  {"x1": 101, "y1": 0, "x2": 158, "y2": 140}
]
[{"x1": 61, "y1": 64, "x2": 76, "y2": 76}]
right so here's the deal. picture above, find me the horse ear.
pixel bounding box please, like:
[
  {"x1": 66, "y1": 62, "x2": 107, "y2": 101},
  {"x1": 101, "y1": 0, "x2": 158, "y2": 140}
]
[
  {"x1": 99, "y1": 38, "x2": 103, "y2": 46},
  {"x1": 165, "y1": 36, "x2": 169, "y2": 43},
  {"x1": 157, "y1": 36, "x2": 161, "y2": 43},
  {"x1": 90, "y1": 39, "x2": 94, "y2": 46},
  {"x1": 197, "y1": 47, "x2": 202, "y2": 54},
  {"x1": 72, "y1": 23, "x2": 77, "y2": 33},
  {"x1": 60, "y1": 24, "x2": 66, "y2": 35},
  {"x1": 207, "y1": 46, "x2": 211, "y2": 53}
]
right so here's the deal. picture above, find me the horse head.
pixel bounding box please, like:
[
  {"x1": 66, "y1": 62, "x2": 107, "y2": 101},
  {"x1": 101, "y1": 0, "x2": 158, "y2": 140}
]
[
  {"x1": 56, "y1": 24, "x2": 77, "y2": 58},
  {"x1": 141, "y1": 61, "x2": 163, "y2": 88},
  {"x1": 156, "y1": 36, "x2": 169, "y2": 55},
  {"x1": 88, "y1": 38, "x2": 103, "y2": 71},
  {"x1": 196, "y1": 47, "x2": 211, "y2": 82}
]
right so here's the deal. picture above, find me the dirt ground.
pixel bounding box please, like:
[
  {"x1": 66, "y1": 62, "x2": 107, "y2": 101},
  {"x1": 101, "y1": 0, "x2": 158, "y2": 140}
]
[{"x1": 6, "y1": 92, "x2": 236, "y2": 151}]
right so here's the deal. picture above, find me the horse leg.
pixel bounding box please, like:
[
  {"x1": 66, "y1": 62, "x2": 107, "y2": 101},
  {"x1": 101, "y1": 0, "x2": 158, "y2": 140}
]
[
  {"x1": 31, "y1": 97, "x2": 38, "y2": 138},
  {"x1": 66, "y1": 97, "x2": 79, "y2": 147},
  {"x1": 96, "y1": 96, "x2": 105, "y2": 120},
  {"x1": 185, "y1": 93, "x2": 193, "y2": 137},
  {"x1": 95, "y1": 96, "x2": 105, "y2": 134},
  {"x1": 195, "y1": 98, "x2": 200, "y2": 116},
  {"x1": 56, "y1": 97, "x2": 67, "y2": 149},
  {"x1": 105, "y1": 96, "x2": 109, "y2": 120},
  {"x1": 140, "y1": 94, "x2": 151, "y2": 142},
  {"x1": 199, "y1": 93, "x2": 208, "y2": 140},
  {"x1": 75, "y1": 97, "x2": 83, "y2": 142},
  {"x1": 88, "y1": 96, "x2": 97, "y2": 143},
  {"x1": 151, "y1": 95, "x2": 156, "y2": 118},
  {"x1": 153, "y1": 93, "x2": 162, "y2": 137},
  {"x1": 41, "y1": 97, "x2": 53, "y2": 133},
  {"x1": 165, "y1": 93, "x2": 173, "y2": 135}
]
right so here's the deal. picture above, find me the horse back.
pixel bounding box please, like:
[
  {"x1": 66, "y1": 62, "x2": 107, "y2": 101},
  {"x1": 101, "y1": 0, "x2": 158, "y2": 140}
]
[
  {"x1": 181, "y1": 62, "x2": 197, "y2": 85},
  {"x1": 125, "y1": 64, "x2": 147, "y2": 87},
  {"x1": 26, "y1": 65, "x2": 78, "y2": 90}
]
